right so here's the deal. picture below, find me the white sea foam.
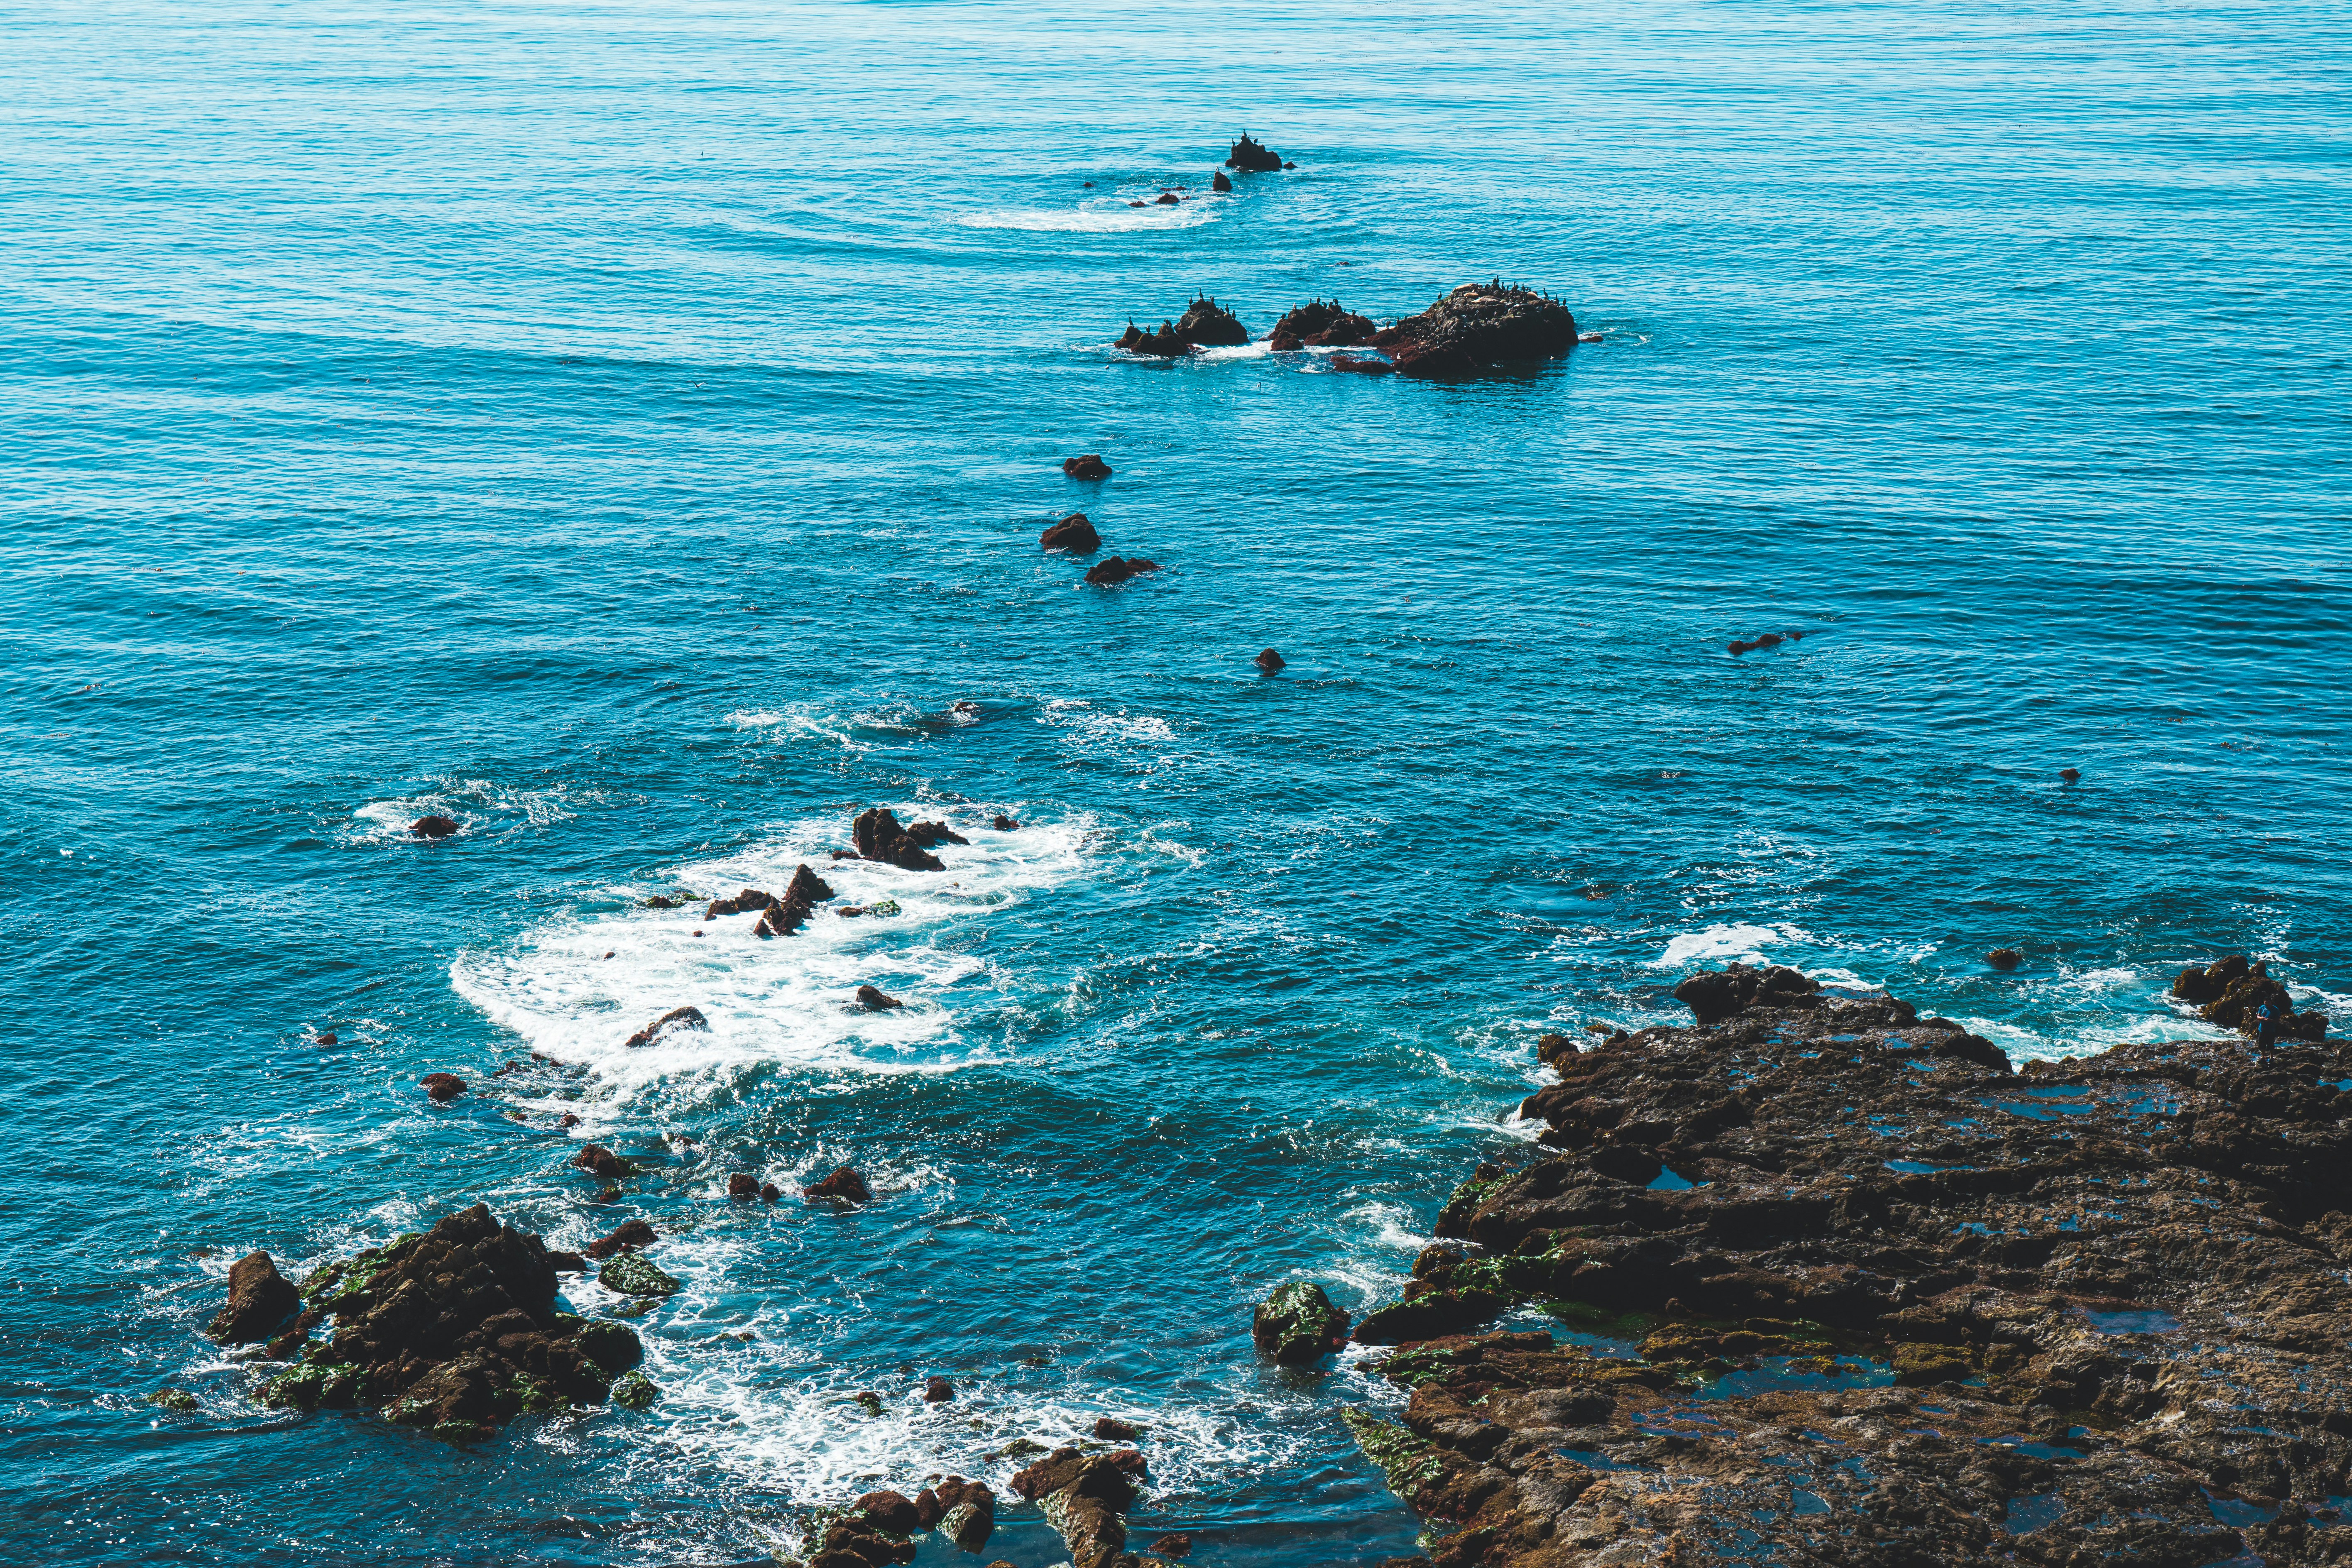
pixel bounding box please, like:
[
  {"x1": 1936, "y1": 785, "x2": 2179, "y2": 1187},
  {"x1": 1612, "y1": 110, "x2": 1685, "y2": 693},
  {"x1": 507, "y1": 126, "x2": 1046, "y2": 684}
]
[
  {"x1": 449, "y1": 808, "x2": 1093, "y2": 1116},
  {"x1": 1652, "y1": 921, "x2": 1807, "y2": 968},
  {"x1": 957, "y1": 197, "x2": 1222, "y2": 234}
]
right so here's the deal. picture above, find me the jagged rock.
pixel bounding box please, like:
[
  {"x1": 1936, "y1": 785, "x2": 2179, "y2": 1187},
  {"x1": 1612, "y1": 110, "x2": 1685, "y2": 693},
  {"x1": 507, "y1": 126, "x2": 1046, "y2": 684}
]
[
  {"x1": 808, "y1": 1517, "x2": 917, "y2": 1568},
  {"x1": 1211, "y1": 171, "x2": 1232, "y2": 192},
  {"x1": 727, "y1": 1173, "x2": 761, "y2": 1200},
  {"x1": 1369, "y1": 281, "x2": 1578, "y2": 379},
  {"x1": 991, "y1": 815, "x2": 1021, "y2": 831},
  {"x1": 420, "y1": 1072, "x2": 467, "y2": 1102},
  {"x1": 934, "y1": 1476, "x2": 997, "y2": 1550},
  {"x1": 2173, "y1": 955, "x2": 2329, "y2": 1040},
  {"x1": 570, "y1": 1143, "x2": 652, "y2": 1179},
  {"x1": 1251, "y1": 1280, "x2": 1350, "y2": 1363},
  {"x1": 1226, "y1": 133, "x2": 1282, "y2": 171},
  {"x1": 1254, "y1": 648, "x2": 1286, "y2": 673},
  {"x1": 1670, "y1": 961, "x2": 1823, "y2": 1025},
  {"x1": 411, "y1": 814, "x2": 460, "y2": 839},
  {"x1": 1268, "y1": 298, "x2": 1376, "y2": 352},
  {"x1": 1988, "y1": 947, "x2": 2024, "y2": 970},
  {"x1": 1117, "y1": 296, "x2": 1246, "y2": 356},
  {"x1": 598, "y1": 1252, "x2": 680, "y2": 1297},
  {"x1": 805, "y1": 1166, "x2": 874, "y2": 1203},
  {"x1": 255, "y1": 1204, "x2": 643, "y2": 1443},
  {"x1": 705, "y1": 887, "x2": 776, "y2": 919},
  {"x1": 1042, "y1": 514, "x2": 1101, "y2": 553},
  {"x1": 1150, "y1": 1535, "x2": 1193, "y2": 1558},
  {"x1": 1063, "y1": 454, "x2": 1113, "y2": 480},
  {"x1": 208, "y1": 1250, "x2": 301, "y2": 1344},
  {"x1": 1094, "y1": 1415, "x2": 1141, "y2": 1440},
  {"x1": 1084, "y1": 556, "x2": 1161, "y2": 586},
  {"x1": 1154, "y1": 191, "x2": 1180, "y2": 205},
  {"x1": 906, "y1": 819, "x2": 969, "y2": 848},
  {"x1": 857, "y1": 985, "x2": 905, "y2": 1010},
  {"x1": 623, "y1": 1005, "x2": 709, "y2": 1048},
  {"x1": 853, "y1": 807, "x2": 947, "y2": 871},
  {"x1": 1011, "y1": 1447, "x2": 1146, "y2": 1568}
]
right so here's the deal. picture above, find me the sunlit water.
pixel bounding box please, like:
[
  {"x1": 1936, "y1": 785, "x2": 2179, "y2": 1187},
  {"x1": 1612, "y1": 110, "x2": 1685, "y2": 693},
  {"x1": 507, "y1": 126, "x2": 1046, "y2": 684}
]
[{"x1": 4, "y1": 0, "x2": 2348, "y2": 1561}]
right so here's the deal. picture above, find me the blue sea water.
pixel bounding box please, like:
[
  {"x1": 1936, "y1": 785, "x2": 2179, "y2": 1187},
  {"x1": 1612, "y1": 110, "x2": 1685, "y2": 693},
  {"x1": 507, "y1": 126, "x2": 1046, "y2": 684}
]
[{"x1": 5, "y1": 0, "x2": 2349, "y2": 1561}]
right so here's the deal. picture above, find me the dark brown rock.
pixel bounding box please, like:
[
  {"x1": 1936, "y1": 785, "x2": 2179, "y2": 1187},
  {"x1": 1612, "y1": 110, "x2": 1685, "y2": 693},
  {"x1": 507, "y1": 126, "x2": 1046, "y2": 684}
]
[
  {"x1": 1084, "y1": 555, "x2": 1161, "y2": 586},
  {"x1": 622, "y1": 1005, "x2": 709, "y2": 1049},
  {"x1": 208, "y1": 1250, "x2": 301, "y2": 1344},
  {"x1": 1268, "y1": 298, "x2": 1377, "y2": 352},
  {"x1": 420, "y1": 1072, "x2": 467, "y2": 1102},
  {"x1": 1988, "y1": 947, "x2": 2024, "y2": 970},
  {"x1": 411, "y1": 814, "x2": 460, "y2": 839},
  {"x1": 857, "y1": 984, "x2": 904, "y2": 1010},
  {"x1": 933, "y1": 1477, "x2": 997, "y2": 1549},
  {"x1": 727, "y1": 1173, "x2": 761, "y2": 1200},
  {"x1": 1062, "y1": 454, "x2": 1113, "y2": 480},
  {"x1": 1150, "y1": 1534, "x2": 1193, "y2": 1558},
  {"x1": 571, "y1": 1144, "x2": 629, "y2": 1179},
  {"x1": 1042, "y1": 514, "x2": 1101, "y2": 553},
  {"x1": 2172, "y1": 955, "x2": 2328, "y2": 1041},
  {"x1": 759, "y1": 1182, "x2": 780, "y2": 1202},
  {"x1": 545, "y1": 1250, "x2": 586, "y2": 1272},
  {"x1": 852, "y1": 807, "x2": 947, "y2": 871},
  {"x1": 1670, "y1": 961, "x2": 1823, "y2": 1025},
  {"x1": 704, "y1": 887, "x2": 776, "y2": 919},
  {"x1": 805, "y1": 1166, "x2": 873, "y2": 1203},
  {"x1": 1226, "y1": 132, "x2": 1282, "y2": 172},
  {"x1": 925, "y1": 1374, "x2": 954, "y2": 1402},
  {"x1": 584, "y1": 1218, "x2": 656, "y2": 1260},
  {"x1": 1252, "y1": 1279, "x2": 1350, "y2": 1363},
  {"x1": 856, "y1": 1490, "x2": 921, "y2": 1535},
  {"x1": 1254, "y1": 648, "x2": 1286, "y2": 673},
  {"x1": 1211, "y1": 170, "x2": 1232, "y2": 192},
  {"x1": 1093, "y1": 1414, "x2": 1141, "y2": 1440},
  {"x1": 1369, "y1": 281, "x2": 1578, "y2": 378},
  {"x1": 1154, "y1": 191, "x2": 1180, "y2": 205},
  {"x1": 906, "y1": 819, "x2": 969, "y2": 848},
  {"x1": 1011, "y1": 1447, "x2": 1144, "y2": 1568},
  {"x1": 991, "y1": 815, "x2": 1021, "y2": 831}
]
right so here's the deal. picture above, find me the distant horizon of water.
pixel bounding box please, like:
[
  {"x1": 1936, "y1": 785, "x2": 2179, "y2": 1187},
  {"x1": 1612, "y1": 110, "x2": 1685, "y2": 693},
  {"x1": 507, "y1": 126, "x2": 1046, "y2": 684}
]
[{"x1": 4, "y1": 0, "x2": 2348, "y2": 1562}]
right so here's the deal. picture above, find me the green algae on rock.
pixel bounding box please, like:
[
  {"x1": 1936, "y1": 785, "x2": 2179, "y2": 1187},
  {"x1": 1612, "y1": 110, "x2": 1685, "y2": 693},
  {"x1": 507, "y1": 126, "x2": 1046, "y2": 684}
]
[
  {"x1": 1248, "y1": 1279, "x2": 1349, "y2": 1364},
  {"x1": 146, "y1": 1388, "x2": 199, "y2": 1413},
  {"x1": 597, "y1": 1252, "x2": 681, "y2": 1297}
]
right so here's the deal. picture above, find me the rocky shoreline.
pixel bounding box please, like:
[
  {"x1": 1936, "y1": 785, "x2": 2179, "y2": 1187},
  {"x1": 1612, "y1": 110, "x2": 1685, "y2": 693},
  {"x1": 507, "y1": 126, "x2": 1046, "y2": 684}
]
[{"x1": 1294, "y1": 961, "x2": 2345, "y2": 1566}]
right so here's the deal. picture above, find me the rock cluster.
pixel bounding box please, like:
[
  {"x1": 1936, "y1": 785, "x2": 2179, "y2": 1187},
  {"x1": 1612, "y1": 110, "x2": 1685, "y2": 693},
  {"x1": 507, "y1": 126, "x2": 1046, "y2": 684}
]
[
  {"x1": 1370, "y1": 282, "x2": 1578, "y2": 379},
  {"x1": 1334, "y1": 967, "x2": 2351, "y2": 1566},
  {"x1": 1728, "y1": 629, "x2": 1807, "y2": 655},
  {"x1": 1084, "y1": 556, "x2": 1161, "y2": 587},
  {"x1": 1010, "y1": 1446, "x2": 1158, "y2": 1568},
  {"x1": 1116, "y1": 297, "x2": 1247, "y2": 356},
  {"x1": 1226, "y1": 133, "x2": 1284, "y2": 172},
  {"x1": 852, "y1": 807, "x2": 947, "y2": 871},
  {"x1": 250, "y1": 1204, "x2": 644, "y2": 1443},
  {"x1": 844, "y1": 1479, "x2": 999, "y2": 1558},
  {"x1": 2174, "y1": 954, "x2": 2329, "y2": 1040},
  {"x1": 1268, "y1": 298, "x2": 1375, "y2": 352}
]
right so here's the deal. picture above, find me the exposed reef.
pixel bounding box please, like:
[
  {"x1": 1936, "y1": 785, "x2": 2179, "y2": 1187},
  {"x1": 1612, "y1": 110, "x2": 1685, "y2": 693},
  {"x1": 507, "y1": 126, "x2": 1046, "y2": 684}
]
[
  {"x1": 1117, "y1": 296, "x2": 1248, "y2": 357},
  {"x1": 1226, "y1": 133, "x2": 1285, "y2": 172},
  {"x1": 1268, "y1": 298, "x2": 1376, "y2": 352},
  {"x1": 1370, "y1": 282, "x2": 1579, "y2": 379},
  {"x1": 1336, "y1": 963, "x2": 2348, "y2": 1566}
]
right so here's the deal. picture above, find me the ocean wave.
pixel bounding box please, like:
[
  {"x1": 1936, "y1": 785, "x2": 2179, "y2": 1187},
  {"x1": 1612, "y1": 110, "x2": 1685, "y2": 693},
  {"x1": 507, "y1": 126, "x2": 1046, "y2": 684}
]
[{"x1": 1652, "y1": 921, "x2": 1810, "y2": 969}]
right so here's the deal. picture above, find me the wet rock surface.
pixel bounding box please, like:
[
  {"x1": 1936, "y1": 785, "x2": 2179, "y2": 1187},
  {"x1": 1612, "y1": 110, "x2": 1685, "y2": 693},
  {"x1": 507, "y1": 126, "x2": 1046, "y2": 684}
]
[
  {"x1": 805, "y1": 1166, "x2": 874, "y2": 1202},
  {"x1": 252, "y1": 1203, "x2": 642, "y2": 1443},
  {"x1": 1370, "y1": 282, "x2": 1578, "y2": 379},
  {"x1": 1339, "y1": 968, "x2": 2351, "y2": 1567},
  {"x1": 623, "y1": 1004, "x2": 708, "y2": 1049},
  {"x1": 1226, "y1": 133, "x2": 1283, "y2": 172},
  {"x1": 1063, "y1": 454, "x2": 1113, "y2": 480},
  {"x1": 853, "y1": 807, "x2": 947, "y2": 872},
  {"x1": 1084, "y1": 555, "x2": 1161, "y2": 587},
  {"x1": 1042, "y1": 513, "x2": 1101, "y2": 553},
  {"x1": 1011, "y1": 1446, "x2": 1152, "y2": 1568},
  {"x1": 1253, "y1": 1279, "x2": 1350, "y2": 1364},
  {"x1": 208, "y1": 1250, "x2": 301, "y2": 1344},
  {"x1": 2175, "y1": 954, "x2": 2330, "y2": 1041},
  {"x1": 1268, "y1": 298, "x2": 1376, "y2": 352},
  {"x1": 1117, "y1": 296, "x2": 1246, "y2": 356},
  {"x1": 409, "y1": 814, "x2": 459, "y2": 839}
]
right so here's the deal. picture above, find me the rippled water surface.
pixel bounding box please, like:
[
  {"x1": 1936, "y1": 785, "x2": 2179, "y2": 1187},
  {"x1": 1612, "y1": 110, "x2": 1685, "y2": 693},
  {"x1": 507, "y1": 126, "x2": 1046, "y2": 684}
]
[{"x1": 5, "y1": 0, "x2": 2349, "y2": 1561}]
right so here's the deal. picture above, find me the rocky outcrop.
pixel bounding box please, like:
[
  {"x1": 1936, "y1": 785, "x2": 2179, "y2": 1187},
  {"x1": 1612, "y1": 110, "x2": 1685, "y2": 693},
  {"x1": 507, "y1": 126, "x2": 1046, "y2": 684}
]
[
  {"x1": 208, "y1": 1250, "x2": 301, "y2": 1344},
  {"x1": 1011, "y1": 1447, "x2": 1148, "y2": 1568},
  {"x1": 1084, "y1": 556, "x2": 1161, "y2": 587},
  {"x1": 1668, "y1": 960, "x2": 1822, "y2": 1025},
  {"x1": 1728, "y1": 629, "x2": 1805, "y2": 655},
  {"x1": 411, "y1": 814, "x2": 460, "y2": 839},
  {"x1": 420, "y1": 1072, "x2": 467, "y2": 1102},
  {"x1": 749, "y1": 864, "x2": 837, "y2": 938},
  {"x1": 1335, "y1": 967, "x2": 2352, "y2": 1568},
  {"x1": 1211, "y1": 171, "x2": 1232, "y2": 192},
  {"x1": 906, "y1": 820, "x2": 968, "y2": 848},
  {"x1": 2173, "y1": 955, "x2": 2329, "y2": 1041},
  {"x1": 1226, "y1": 133, "x2": 1282, "y2": 172},
  {"x1": 1369, "y1": 282, "x2": 1578, "y2": 379},
  {"x1": 255, "y1": 1204, "x2": 643, "y2": 1443},
  {"x1": 1268, "y1": 298, "x2": 1376, "y2": 352},
  {"x1": 991, "y1": 814, "x2": 1021, "y2": 831},
  {"x1": 584, "y1": 1218, "x2": 655, "y2": 1260},
  {"x1": 805, "y1": 1166, "x2": 873, "y2": 1202},
  {"x1": 1254, "y1": 648, "x2": 1285, "y2": 673},
  {"x1": 1252, "y1": 1280, "x2": 1351, "y2": 1363},
  {"x1": 1116, "y1": 296, "x2": 1247, "y2": 356},
  {"x1": 1042, "y1": 514, "x2": 1101, "y2": 553},
  {"x1": 931, "y1": 1476, "x2": 997, "y2": 1550},
  {"x1": 623, "y1": 1005, "x2": 708, "y2": 1049},
  {"x1": 853, "y1": 807, "x2": 947, "y2": 872},
  {"x1": 856, "y1": 985, "x2": 904, "y2": 1010},
  {"x1": 1989, "y1": 946, "x2": 2024, "y2": 970},
  {"x1": 705, "y1": 887, "x2": 776, "y2": 919},
  {"x1": 1063, "y1": 455, "x2": 1113, "y2": 480}
]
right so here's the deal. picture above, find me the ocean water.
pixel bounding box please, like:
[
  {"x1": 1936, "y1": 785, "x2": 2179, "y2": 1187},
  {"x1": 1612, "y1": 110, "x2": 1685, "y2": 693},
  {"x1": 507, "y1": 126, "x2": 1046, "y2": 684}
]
[{"x1": 5, "y1": 0, "x2": 2349, "y2": 1561}]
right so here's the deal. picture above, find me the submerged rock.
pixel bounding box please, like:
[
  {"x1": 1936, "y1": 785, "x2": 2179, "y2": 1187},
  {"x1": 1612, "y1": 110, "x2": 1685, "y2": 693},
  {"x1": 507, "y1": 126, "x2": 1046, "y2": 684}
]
[
  {"x1": 1335, "y1": 966, "x2": 2352, "y2": 1568},
  {"x1": 805, "y1": 1166, "x2": 874, "y2": 1203},
  {"x1": 1042, "y1": 514, "x2": 1101, "y2": 553},
  {"x1": 853, "y1": 807, "x2": 947, "y2": 872},
  {"x1": 411, "y1": 814, "x2": 460, "y2": 839},
  {"x1": 1084, "y1": 555, "x2": 1161, "y2": 586},
  {"x1": 1251, "y1": 1280, "x2": 1351, "y2": 1363},
  {"x1": 622, "y1": 1005, "x2": 708, "y2": 1049},
  {"x1": 1063, "y1": 454, "x2": 1113, "y2": 480},
  {"x1": 1988, "y1": 946, "x2": 2024, "y2": 970},
  {"x1": 255, "y1": 1204, "x2": 643, "y2": 1443},
  {"x1": 1226, "y1": 132, "x2": 1283, "y2": 172},
  {"x1": 1369, "y1": 281, "x2": 1578, "y2": 379},
  {"x1": 991, "y1": 814, "x2": 1021, "y2": 831},
  {"x1": 925, "y1": 1375, "x2": 955, "y2": 1403},
  {"x1": 1327, "y1": 353, "x2": 1392, "y2": 376},
  {"x1": 147, "y1": 1388, "x2": 200, "y2": 1413},
  {"x1": 1268, "y1": 298, "x2": 1376, "y2": 352},
  {"x1": 208, "y1": 1250, "x2": 301, "y2": 1344},
  {"x1": 1149, "y1": 1535, "x2": 1193, "y2": 1558}
]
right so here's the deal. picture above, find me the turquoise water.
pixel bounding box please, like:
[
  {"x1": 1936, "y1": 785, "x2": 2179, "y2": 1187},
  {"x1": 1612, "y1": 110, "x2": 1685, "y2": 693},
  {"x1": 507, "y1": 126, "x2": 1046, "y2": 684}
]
[{"x1": 5, "y1": 0, "x2": 2348, "y2": 1561}]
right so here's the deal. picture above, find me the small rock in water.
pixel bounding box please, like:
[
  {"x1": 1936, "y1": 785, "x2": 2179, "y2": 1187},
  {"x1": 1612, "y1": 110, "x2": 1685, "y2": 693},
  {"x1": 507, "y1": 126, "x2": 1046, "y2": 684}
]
[
  {"x1": 641, "y1": 895, "x2": 682, "y2": 909},
  {"x1": 1251, "y1": 1279, "x2": 1351, "y2": 1363},
  {"x1": 1255, "y1": 648, "x2": 1286, "y2": 673},
  {"x1": 598, "y1": 1252, "x2": 681, "y2": 1298},
  {"x1": 570, "y1": 1143, "x2": 634, "y2": 1179},
  {"x1": 726, "y1": 1173, "x2": 761, "y2": 1200},
  {"x1": 1226, "y1": 132, "x2": 1283, "y2": 171},
  {"x1": 853, "y1": 805, "x2": 948, "y2": 871},
  {"x1": 991, "y1": 814, "x2": 1021, "y2": 830},
  {"x1": 1268, "y1": 298, "x2": 1376, "y2": 351},
  {"x1": 925, "y1": 1375, "x2": 955, "y2": 1402},
  {"x1": 314, "y1": 1031, "x2": 338, "y2": 1047},
  {"x1": 622, "y1": 1005, "x2": 708, "y2": 1049},
  {"x1": 857, "y1": 1491, "x2": 922, "y2": 1534},
  {"x1": 1155, "y1": 191, "x2": 1180, "y2": 205},
  {"x1": 1329, "y1": 352, "x2": 1392, "y2": 375},
  {"x1": 805, "y1": 1165, "x2": 874, "y2": 1202},
  {"x1": 147, "y1": 1388, "x2": 201, "y2": 1413},
  {"x1": 759, "y1": 1182, "x2": 780, "y2": 1202},
  {"x1": 856, "y1": 984, "x2": 905, "y2": 1010},
  {"x1": 1062, "y1": 453, "x2": 1113, "y2": 480},
  {"x1": 1151, "y1": 1534, "x2": 1195, "y2": 1558},
  {"x1": 854, "y1": 1390, "x2": 884, "y2": 1416},
  {"x1": 1094, "y1": 1415, "x2": 1142, "y2": 1440},
  {"x1": 609, "y1": 1370, "x2": 658, "y2": 1409},
  {"x1": 2061, "y1": 766, "x2": 2081, "y2": 781},
  {"x1": 410, "y1": 813, "x2": 460, "y2": 839},
  {"x1": 207, "y1": 1250, "x2": 301, "y2": 1344},
  {"x1": 906, "y1": 819, "x2": 969, "y2": 847},
  {"x1": 1084, "y1": 555, "x2": 1161, "y2": 586},
  {"x1": 1211, "y1": 170, "x2": 1232, "y2": 192},
  {"x1": 420, "y1": 1072, "x2": 466, "y2": 1102},
  {"x1": 1041, "y1": 513, "x2": 1101, "y2": 553},
  {"x1": 1987, "y1": 947, "x2": 2024, "y2": 970},
  {"x1": 1579, "y1": 331, "x2": 1604, "y2": 342}
]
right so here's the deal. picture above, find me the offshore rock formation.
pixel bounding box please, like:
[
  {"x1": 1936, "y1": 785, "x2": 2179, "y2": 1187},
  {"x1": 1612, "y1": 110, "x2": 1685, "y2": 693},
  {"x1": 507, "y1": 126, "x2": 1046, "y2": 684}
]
[
  {"x1": 410, "y1": 813, "x2": 460, "y2": 839},
  {"x1": 853, "y1": 807, "x2": 947, "y2": 871},
  {"x1": 1226, "y1": 133, "x2": 1283, "y2": 172},
  {"x1": 1116, "y1": 296, "x2": 1248, "y2": 356},
  {"x1": 2174, "y1": 954, "x2": 2330, "y2": 1040},
  {"x1": 1011, "y1": 1446, "x2": 1164, "y2": 1568},
  {"x1": 1370, "y1": 282, "x2": 1578, "y2": 379},
  {"x1": 1252, "y1": 1279, "x2": 1351, "y2": 1363},
  {"x1": 1063, "y1": 454, "x2": 1113, "y2": 480},
  {"x1": 1268, "y1": 298, "x2": 1376, "y2": 352},
  {"x1": 252, "y1": 1204, "x2": 644, "y2": 1443},
  {"x1": 1042, "y1": 514, "x2": 1101, "y2": 553},
  {"x1": 1084, "y1": 556, "x2": 1161, "y2": 587},
  {"x1": 208, "y1": 1251, "x2": 301, "y2": 1344},
  {"x1": 1339, "y1": 968, "x2": 2349, "y2": 1566}
]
